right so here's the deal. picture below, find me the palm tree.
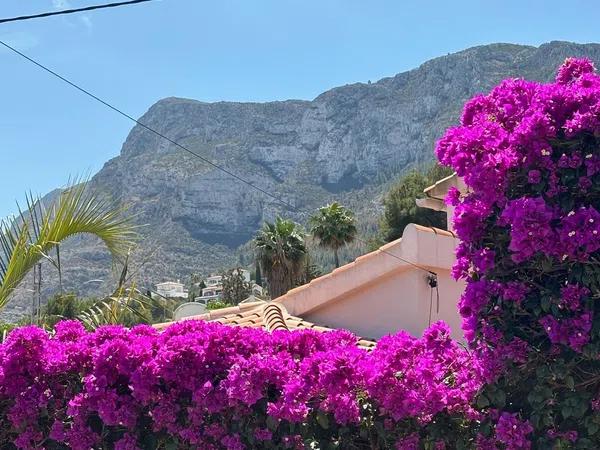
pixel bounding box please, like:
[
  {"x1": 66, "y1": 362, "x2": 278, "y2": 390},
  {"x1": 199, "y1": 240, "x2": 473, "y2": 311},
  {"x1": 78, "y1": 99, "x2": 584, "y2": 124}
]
[
  {"x1": 0, "y1": 182, "x2": 137, "y2": 310},
  {"x1": 309, "y1": 202, "x2": 357, "y2": 268},
  {"x1": 254, "y1": 217, "x2": 307, "y2": 299}
]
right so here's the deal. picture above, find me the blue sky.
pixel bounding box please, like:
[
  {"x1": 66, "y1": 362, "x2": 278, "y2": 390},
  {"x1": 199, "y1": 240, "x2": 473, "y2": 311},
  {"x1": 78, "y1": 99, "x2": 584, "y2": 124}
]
[{"x1": 0, "y1": 0, "x2": 599, "y2": 218}]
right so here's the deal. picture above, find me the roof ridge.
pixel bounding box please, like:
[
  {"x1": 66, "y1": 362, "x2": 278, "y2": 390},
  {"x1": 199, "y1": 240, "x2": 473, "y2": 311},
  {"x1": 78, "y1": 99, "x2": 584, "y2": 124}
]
[
  {"x1": 274, "y1": 237, "x2": 404, "y2": 303},
  {"x1": 262, "y1": 303, "x2": 289, "y2": 332},
  {"x1": 411, "y1": 224, "x2": 456, "y2": 238},
  {"x1": 153, "y1": 302, "x2": 377, "y2": 350}
]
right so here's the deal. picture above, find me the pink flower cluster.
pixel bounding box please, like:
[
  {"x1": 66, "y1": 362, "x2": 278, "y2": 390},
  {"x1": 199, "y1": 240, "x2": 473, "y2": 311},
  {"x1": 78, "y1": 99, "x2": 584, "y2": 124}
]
[
  {"x1": 0, "y1": 320, "x2": 479, "y2": 449},
  {"x1": 437, "y1": 57, "x2": 600, "y2": 446},
  {"x1": 437, "y1": 57, "x2": 600, "y2": 351}
]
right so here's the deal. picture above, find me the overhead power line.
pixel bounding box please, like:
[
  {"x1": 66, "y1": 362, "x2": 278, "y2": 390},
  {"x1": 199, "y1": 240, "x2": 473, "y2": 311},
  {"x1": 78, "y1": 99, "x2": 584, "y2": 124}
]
[
  {"x1": 0, "y1": 39, "x2": 292, "y2": 211},
  {"x1": 0, "y1": 0, "x2": 155, "y2": 25},
  {"x1": 0, "y1": 39, "x2": 438, "y2": 276}
]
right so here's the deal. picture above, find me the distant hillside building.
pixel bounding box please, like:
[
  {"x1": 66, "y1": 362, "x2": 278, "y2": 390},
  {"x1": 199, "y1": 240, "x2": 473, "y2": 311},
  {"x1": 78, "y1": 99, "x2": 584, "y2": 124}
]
[
  {"x1": 205, "y1": 275, "x2": 224, "y2": 287},
  {"x1": 154, "y1": 281, "x2": 188, "y2": 300},
  {"x1": 200, "y1": 285, "x2": 223, "y2": 303},
  {"x1": 197, "y1": 269, "x2": 260, "y2": 303}
]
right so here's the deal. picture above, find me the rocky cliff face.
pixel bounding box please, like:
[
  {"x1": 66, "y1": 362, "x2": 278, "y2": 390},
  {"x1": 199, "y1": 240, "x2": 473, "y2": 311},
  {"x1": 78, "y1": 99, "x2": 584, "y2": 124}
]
[{"x1": 5, "y1": 41, "x2": 600, "y2": 321}]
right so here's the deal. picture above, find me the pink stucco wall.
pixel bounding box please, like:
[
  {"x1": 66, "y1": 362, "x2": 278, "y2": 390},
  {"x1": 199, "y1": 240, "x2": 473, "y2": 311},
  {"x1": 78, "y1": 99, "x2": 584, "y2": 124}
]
[
  {"x1": 277, "y1": 224, "x2": 466, "y2": 342},
  {"x1": 302, "y1": 266, "x2": 464, "y2": 341}
]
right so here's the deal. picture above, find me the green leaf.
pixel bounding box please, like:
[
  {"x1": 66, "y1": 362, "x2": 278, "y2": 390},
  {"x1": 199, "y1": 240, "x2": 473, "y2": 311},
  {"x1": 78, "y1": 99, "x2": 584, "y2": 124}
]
[
  {"x1": 493, "y1": 389, "x2": 506, "y2": 408},
  {"x1": 165, "y1": 440, "x2": 179, "y2": 450},
  {"x1": 316, "y1": 411, "x2": 330, "y2": 430},
  {"x1": 476, "y1": 395, "x2": 490, "y2": 408},
  {"x1": 141, "y1": 434, "x2": 157, "y2": 450},
  {"x1": 565, "y1": 375, "x2": 575, "y2": 390},
  {"x1": 266, "y1": 415, "x2": 279, "y2": 431},
  {"x1": 541, "y1": 257, "x2": 554, "y2": 273}
]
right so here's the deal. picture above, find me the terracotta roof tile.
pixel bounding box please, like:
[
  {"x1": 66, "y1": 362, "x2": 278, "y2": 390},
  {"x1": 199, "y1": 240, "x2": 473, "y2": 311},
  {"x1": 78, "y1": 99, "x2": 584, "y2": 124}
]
[
  {"x1": 263, "y1": 303, "x2": 290, "y2": 331},
  {"x1": 153, "y1": 302, "x2": 376, "y2": 350}
]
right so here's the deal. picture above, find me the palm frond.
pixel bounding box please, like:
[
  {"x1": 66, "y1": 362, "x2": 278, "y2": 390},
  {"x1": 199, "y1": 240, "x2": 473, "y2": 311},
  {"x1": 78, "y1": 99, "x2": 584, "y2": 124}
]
[
  {"x1": 77, "y1": 284, "x2": 153, "y2": 330},
  {"x1": 0, "y1": 181, "x2": 137, "y2": 309}
]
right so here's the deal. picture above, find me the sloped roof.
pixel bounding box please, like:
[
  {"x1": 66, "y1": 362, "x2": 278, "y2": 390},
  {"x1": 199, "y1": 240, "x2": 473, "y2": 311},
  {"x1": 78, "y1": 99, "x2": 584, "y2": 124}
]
[
  {"x1": 153, "y1": 301, "x2": 376, "y2": 350},
  {"x1": 275, "y1": 224, "x2": 457, "y2": 317},
  {"x1": 422, "y1": 173, "x2": 459, "y2": 200}
]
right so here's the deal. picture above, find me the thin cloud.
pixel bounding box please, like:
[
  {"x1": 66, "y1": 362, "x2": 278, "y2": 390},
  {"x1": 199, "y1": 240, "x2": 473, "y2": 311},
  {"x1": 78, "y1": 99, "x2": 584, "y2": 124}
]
[
  {"x1": 52, "y1": 0, "x2": 71, "y2": 8},
  {"x1": 81, "y1": 15, "x2": 93, "y2": 32},
  {"x1": 51, "y1": 0, "x2": 94, "y2": 33},
  {"x1": 0, "y1": 31, "x2": 40, "y2": 52}
]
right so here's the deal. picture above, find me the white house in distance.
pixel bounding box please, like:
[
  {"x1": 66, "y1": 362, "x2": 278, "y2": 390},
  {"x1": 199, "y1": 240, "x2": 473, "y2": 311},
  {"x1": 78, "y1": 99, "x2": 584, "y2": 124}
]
[
  {"x1": 196, "y1": 275, "x2": 223, "y2": 303},
  {"x1": 205, "y1": 275, "x2": 224, "y2": 287},
  {"x1": 154, "y1": 281, "x2": 188, "y2": 300},
  {"x1": 156, "y1": 174, "x2": 466, "y2": 342},
  {"x1": 197, "y1": 270, "x2": 263, "y2": 303},
  {"x1": 200, "y1": 287, "x2": 222, "y2": 303}
]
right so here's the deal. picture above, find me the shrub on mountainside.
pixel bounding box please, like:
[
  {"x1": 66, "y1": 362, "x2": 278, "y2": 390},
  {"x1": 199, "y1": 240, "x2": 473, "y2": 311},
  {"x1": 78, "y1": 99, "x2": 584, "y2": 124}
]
[
  {"x1": 436, "y1": 57, "x2": 600, "y2": 447},
  {"x1": 220, "y1": 268, "x2": 252, "y2": 305},
  {"x1": 380, "y1": 164, "x2": 453, "y2": 243}
]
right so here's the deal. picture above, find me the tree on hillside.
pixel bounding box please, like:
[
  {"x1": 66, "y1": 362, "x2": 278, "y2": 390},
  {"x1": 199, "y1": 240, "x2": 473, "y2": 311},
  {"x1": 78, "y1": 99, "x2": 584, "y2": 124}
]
[
  {"x1": 254, "y1": 261, "x2": 262, "y2": 287},
  {"x1": 254, "y1": 217, "x2": 307, "y2": 299},
  {"x1": 0, "y1": 182, "x2": 136, "y2": 310},
  {"x1": 221, "y1": 267, "x2": 252, "y2": 305},
  {"x1": 187, "y1": 273, "x2": 205, "y2": 300},
  {"x1": 41, "y1": 292, "x2": 94, "y2": 328},
  {"x1": 299, "y1": 255, "x2": 323, "y2": 285},
  {"x1": 380, "y1": 164, "x2": 453, "y2": 243},
  {"x1": 309, "y1": 202, "x2": 357, "y2": 268}
]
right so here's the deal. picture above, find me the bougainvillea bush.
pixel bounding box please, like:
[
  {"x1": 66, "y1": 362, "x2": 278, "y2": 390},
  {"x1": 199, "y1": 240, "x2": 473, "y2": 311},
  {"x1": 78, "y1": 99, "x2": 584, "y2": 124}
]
[
  {"x1": 437, "y1": 58, "x2": 600, "y2": 448},
  {"x1": 0, "y1": 320, "x2": 479, "y2": 449}
]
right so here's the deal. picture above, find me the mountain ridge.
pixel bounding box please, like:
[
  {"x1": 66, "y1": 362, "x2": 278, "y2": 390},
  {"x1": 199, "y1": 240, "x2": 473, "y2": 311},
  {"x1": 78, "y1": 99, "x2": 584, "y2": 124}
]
[{"x1": 4, "y1": 40, "x2": 600, "y2": 322}]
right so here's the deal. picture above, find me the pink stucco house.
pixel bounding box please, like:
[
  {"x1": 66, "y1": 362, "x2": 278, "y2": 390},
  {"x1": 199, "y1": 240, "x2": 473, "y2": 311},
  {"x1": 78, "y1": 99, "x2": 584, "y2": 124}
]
[
  {"x1": 266, "y1": 173, "x2": 468, "y2": 341},
  {"x1": 156, "y1": 174, "x2": 466, "y2": 342},
  {"x1": 274, "y1": 223, "x2": 464, "y2": 341}
]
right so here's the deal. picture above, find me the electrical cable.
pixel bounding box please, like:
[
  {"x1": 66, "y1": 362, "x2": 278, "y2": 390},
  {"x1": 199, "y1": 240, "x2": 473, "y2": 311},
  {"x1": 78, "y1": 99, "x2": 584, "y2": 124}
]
[{"x1": 0, "y1": 0, "x2": 155, "y2": 25}]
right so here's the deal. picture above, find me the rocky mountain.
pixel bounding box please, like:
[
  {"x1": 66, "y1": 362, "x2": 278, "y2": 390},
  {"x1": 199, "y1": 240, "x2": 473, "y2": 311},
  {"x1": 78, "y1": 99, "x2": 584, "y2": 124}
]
[{"x1": 4, "y1": 41, "x2": 600, "y2": 321}]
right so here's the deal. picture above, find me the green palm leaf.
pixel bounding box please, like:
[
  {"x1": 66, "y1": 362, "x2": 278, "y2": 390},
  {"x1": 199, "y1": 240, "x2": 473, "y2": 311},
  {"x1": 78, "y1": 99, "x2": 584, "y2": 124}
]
[
  {"x1": 77, "y1": 285, "x2": 153, "y2": 329},
  {"x1": 0, "y1": 181, "x2": 137, "y2": 309}
]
